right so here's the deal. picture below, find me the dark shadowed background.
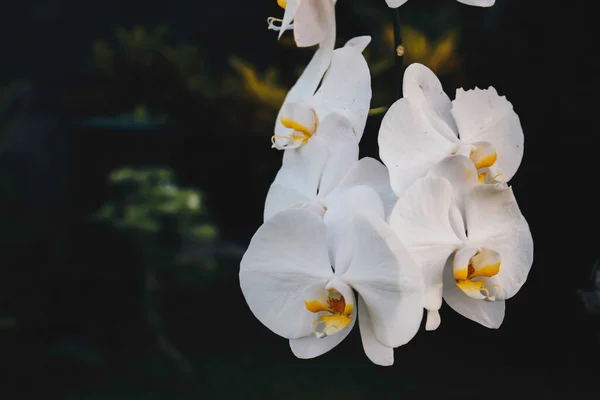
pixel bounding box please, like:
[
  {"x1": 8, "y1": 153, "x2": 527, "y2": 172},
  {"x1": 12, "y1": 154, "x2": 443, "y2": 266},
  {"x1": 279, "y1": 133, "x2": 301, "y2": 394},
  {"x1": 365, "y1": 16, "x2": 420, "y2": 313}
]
[{"x1": 0, "y1": 0, "x2": 598, "y2": 398}]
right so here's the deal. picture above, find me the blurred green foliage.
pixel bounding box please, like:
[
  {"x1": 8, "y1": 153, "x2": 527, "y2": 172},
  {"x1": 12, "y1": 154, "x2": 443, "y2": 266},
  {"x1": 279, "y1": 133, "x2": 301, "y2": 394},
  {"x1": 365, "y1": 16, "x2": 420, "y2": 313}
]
[
  {"x1": 94, "y1": 166, "x2": 216, "y2": 244},
  {"x1": 91, "y1": 166, "x2": 220, "y2": 379},
  {"x1": 91, "y1": 25, "x2": 215, "y2": 97}
]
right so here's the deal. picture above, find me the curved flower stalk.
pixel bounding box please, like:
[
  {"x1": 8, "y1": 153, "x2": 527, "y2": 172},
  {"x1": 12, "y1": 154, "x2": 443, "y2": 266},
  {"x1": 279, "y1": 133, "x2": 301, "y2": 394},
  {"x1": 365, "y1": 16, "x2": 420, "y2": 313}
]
[
  {"x1": 385, "y1": 0, "x2": 495, "y2": 8},
  {"x1": 240, "y1": 207, "x2": 424, "y2": 366},
  {"x1": 268, "y1": 0, "x2": 337, "y2": 48},
  {"x1": 379, "y1": 63, "x2": 524, "y2": 196},
  {"x1": 272, "y1": 36, "x2": 372, "y2": 150},
  {"x1": 388, "y1": 174, "x2": 533, "y2": 331}
]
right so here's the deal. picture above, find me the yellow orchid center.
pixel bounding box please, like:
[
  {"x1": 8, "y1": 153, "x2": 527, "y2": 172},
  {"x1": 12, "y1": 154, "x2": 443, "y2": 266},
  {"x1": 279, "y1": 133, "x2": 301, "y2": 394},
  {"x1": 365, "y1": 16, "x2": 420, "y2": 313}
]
[
  {"x1": 277, "y1": 0, "x2": 287, "y2": 9},
  {"x1": 453, "y1": 247, "x2": 502, "y2": 301},
  {"x1": 469, "y1": 141, "x2": 497, "y2": 170},
  {"x1": 271, "y1": 102, "x2": 319, "y2": 150},
  {"x1": 305, "y1": 290, "x2": 354, "y2": 338}
]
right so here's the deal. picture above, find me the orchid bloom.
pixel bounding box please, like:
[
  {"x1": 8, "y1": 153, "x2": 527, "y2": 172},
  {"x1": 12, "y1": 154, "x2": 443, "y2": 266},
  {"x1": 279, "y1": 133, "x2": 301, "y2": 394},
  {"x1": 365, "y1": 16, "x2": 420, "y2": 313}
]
[
  {"x1": 272, "y1": 36, "x2": 372, "y2": 150},
  {"x1": 388, "y1": 171, "x2": 533, "y2": 331},
  {"x1": 240, "y1": 207, "x2": 424, "y2": 366},
  {"x1": 385, "y1": 0, "x2": 495, "y2": 8},
  {"x1": 268, "y1": 0, "x2": 337, "y2": 48},
  {"x1": 379, "y1": 63, "x2": 523, "y2": 196}
]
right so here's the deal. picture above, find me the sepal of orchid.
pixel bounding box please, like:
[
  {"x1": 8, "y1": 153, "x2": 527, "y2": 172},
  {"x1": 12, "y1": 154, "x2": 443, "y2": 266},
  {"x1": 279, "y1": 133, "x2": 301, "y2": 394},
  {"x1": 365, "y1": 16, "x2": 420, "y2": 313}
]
[
  {"x1": 292, "y1": 0, "x2": 334, "y2": 47},
  {"x1": 310, "y1": 40, "x2": 372, "y2": 141},
  {"x1": 358, "y1": 295, "x2": 394, "y2": 366}
]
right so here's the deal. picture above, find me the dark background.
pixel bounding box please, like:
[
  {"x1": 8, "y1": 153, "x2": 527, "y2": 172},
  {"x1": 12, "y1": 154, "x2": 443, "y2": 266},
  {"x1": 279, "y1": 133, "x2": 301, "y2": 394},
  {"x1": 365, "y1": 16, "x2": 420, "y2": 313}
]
[{"x1": 0, "y1": 0, "x2": 598, "y2": 398}]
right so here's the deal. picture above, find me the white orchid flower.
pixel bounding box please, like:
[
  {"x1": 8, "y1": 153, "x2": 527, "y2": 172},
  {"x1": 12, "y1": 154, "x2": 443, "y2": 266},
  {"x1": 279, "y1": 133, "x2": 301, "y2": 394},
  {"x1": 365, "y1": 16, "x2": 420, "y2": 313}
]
[
  {"x1": 239, "y1": 207, "x2": 424, "y2": 366},
  {"x1": 388, "y1": 174, "x2": 533, "y2": 331},
  {"x1": 385, "y1": 0, "x2": 495, "y2": 8},
  {"x1": 272, "y1": 36, "x2": 372, "y2": 150},
  {"x1": 268, "y1": 0, "x2": 337, "y2": 48},
  {"x1": 379, "y1": 63, "x2": 523, "y2": 196}
]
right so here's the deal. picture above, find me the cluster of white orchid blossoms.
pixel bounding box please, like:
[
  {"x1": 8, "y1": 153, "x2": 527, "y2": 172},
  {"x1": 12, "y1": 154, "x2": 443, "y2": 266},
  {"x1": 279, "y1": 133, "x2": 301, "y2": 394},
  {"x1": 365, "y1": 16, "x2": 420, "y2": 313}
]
[{"x1": 240, "y1": 0, "x2": 532, "y2": 367}]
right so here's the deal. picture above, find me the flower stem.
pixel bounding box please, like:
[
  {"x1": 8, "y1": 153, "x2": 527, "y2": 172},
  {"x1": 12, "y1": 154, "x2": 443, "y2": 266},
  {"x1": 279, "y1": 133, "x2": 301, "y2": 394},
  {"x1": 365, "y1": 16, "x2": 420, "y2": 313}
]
[{"x1": 393, "y1": 7, "x2": 405, "y2": 100}]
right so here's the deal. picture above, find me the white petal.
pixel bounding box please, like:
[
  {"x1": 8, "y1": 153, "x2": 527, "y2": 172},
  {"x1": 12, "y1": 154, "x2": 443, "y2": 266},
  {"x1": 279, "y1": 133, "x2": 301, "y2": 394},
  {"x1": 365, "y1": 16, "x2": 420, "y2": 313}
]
[
  {"x1": 343, "y1": 36, "x2": 372, "y2": 53},
  {"x1": 342, "y1": 214, "x2": 424, "y2": 348},
  {"x1": 278, "y1": 0, "x2": 300, "y2": 38},
  {"x1": 456, "y1": 0, "x2": 495, "y2": 7},
  {"x1": 324, "y1": 185, "x2": 385, "y2": 274},
  {"x1": 464, "y1": 185, "x2": 534, "y2": 300},
  {"x1": 385, "y1": 0, "x2": 409, "y2": 7},
  {"x1": 427, "y1": 155, "x2": 478, "y2": 192},
  {"x1": 263, "y1": 136, "x2": 329, "y2": 221},
  {"x1": 315, "y1": 113, "x2": 360, "y2": 197},
  {"x1": 240, "y1": 209, "x2": 332, "y2": 339},
  {"x1": 449, "y1": 202, "x2": 468, "y2": 242},
  {"x1": 442, "y1": 261, "x2": 505, "y2": 328},
  {"x1": 310, "y1": 40, "x2": 372, "y2": 140},
  {"x1": 427, "y1": 154, "x2": 478, "y2": 229},
  {"x1": 388, "y1": 177, "x2": 462, "y2": 326},
  {"x1": 290, "y1": 293, "x2": 357, "y2": 359},
  {"x1": 389, "y1": 177, "x2": 462, "y2": 247},
  {"x1": 274, "y1": 21, "x2": 335, "y2": 138},
  {"x1": 293, "y1": 0, "x2": 335, "y2": 47},
  {"x1": 336, "y1": 157, "x2": 398, "y2": 219},
  {"x1": 295, "y1": 199, "x2": 327, "y2": 218},
  {"x1": 379, "y1": 98, "x2": 456, "y2": 195},
  {"x1": 263, "y1": 184, "x2": 311, "y2": 222},
  {"x1": 402, "y1": 63, "x2": 459, "y2": 142},
  {"x1": 452, "y1": 87, "x2": 524, "y2": 181},
  {"x1": 358, "y1": 296, "x2": 394, "y2": 366}
]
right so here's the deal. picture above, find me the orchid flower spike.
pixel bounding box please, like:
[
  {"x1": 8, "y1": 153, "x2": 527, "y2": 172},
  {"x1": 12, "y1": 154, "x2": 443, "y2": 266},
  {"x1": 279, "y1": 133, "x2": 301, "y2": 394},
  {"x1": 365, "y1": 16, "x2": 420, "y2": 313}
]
[
  {"x1": 240, "y1": 207, "x2": 424, "y2": 366},
  {"x1": 268, "y1": 0, "x2": 338, "y2": 48},
  {"x1": 385, "y1": 0, "x2": 495, "y2": 8},
  {"x1": 388, "y1": 172, "x2": 533, "y2": 331},
  {"x1": 379, "y1": 63, "x2": 523, "y2": 196}
]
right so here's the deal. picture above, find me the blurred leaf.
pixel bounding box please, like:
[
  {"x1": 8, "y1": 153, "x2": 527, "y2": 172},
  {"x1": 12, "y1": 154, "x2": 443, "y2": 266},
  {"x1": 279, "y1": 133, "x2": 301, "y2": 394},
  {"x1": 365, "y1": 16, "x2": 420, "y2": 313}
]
[
  {"x1": 382, "y1": 24, "x2": 461, "y2": 75},
  {"x1": 228, "y1": 56, "x2": 287, "y2": 109},
  {"x1": 190, "y1": 224, "x2": 218, "y2": 241},
  {"x1": 368, "y1": 106, "x2": 388, "y2": 116},
  {"x1": 94, "y1": 167, "x2": 217, "y2": 242}
]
